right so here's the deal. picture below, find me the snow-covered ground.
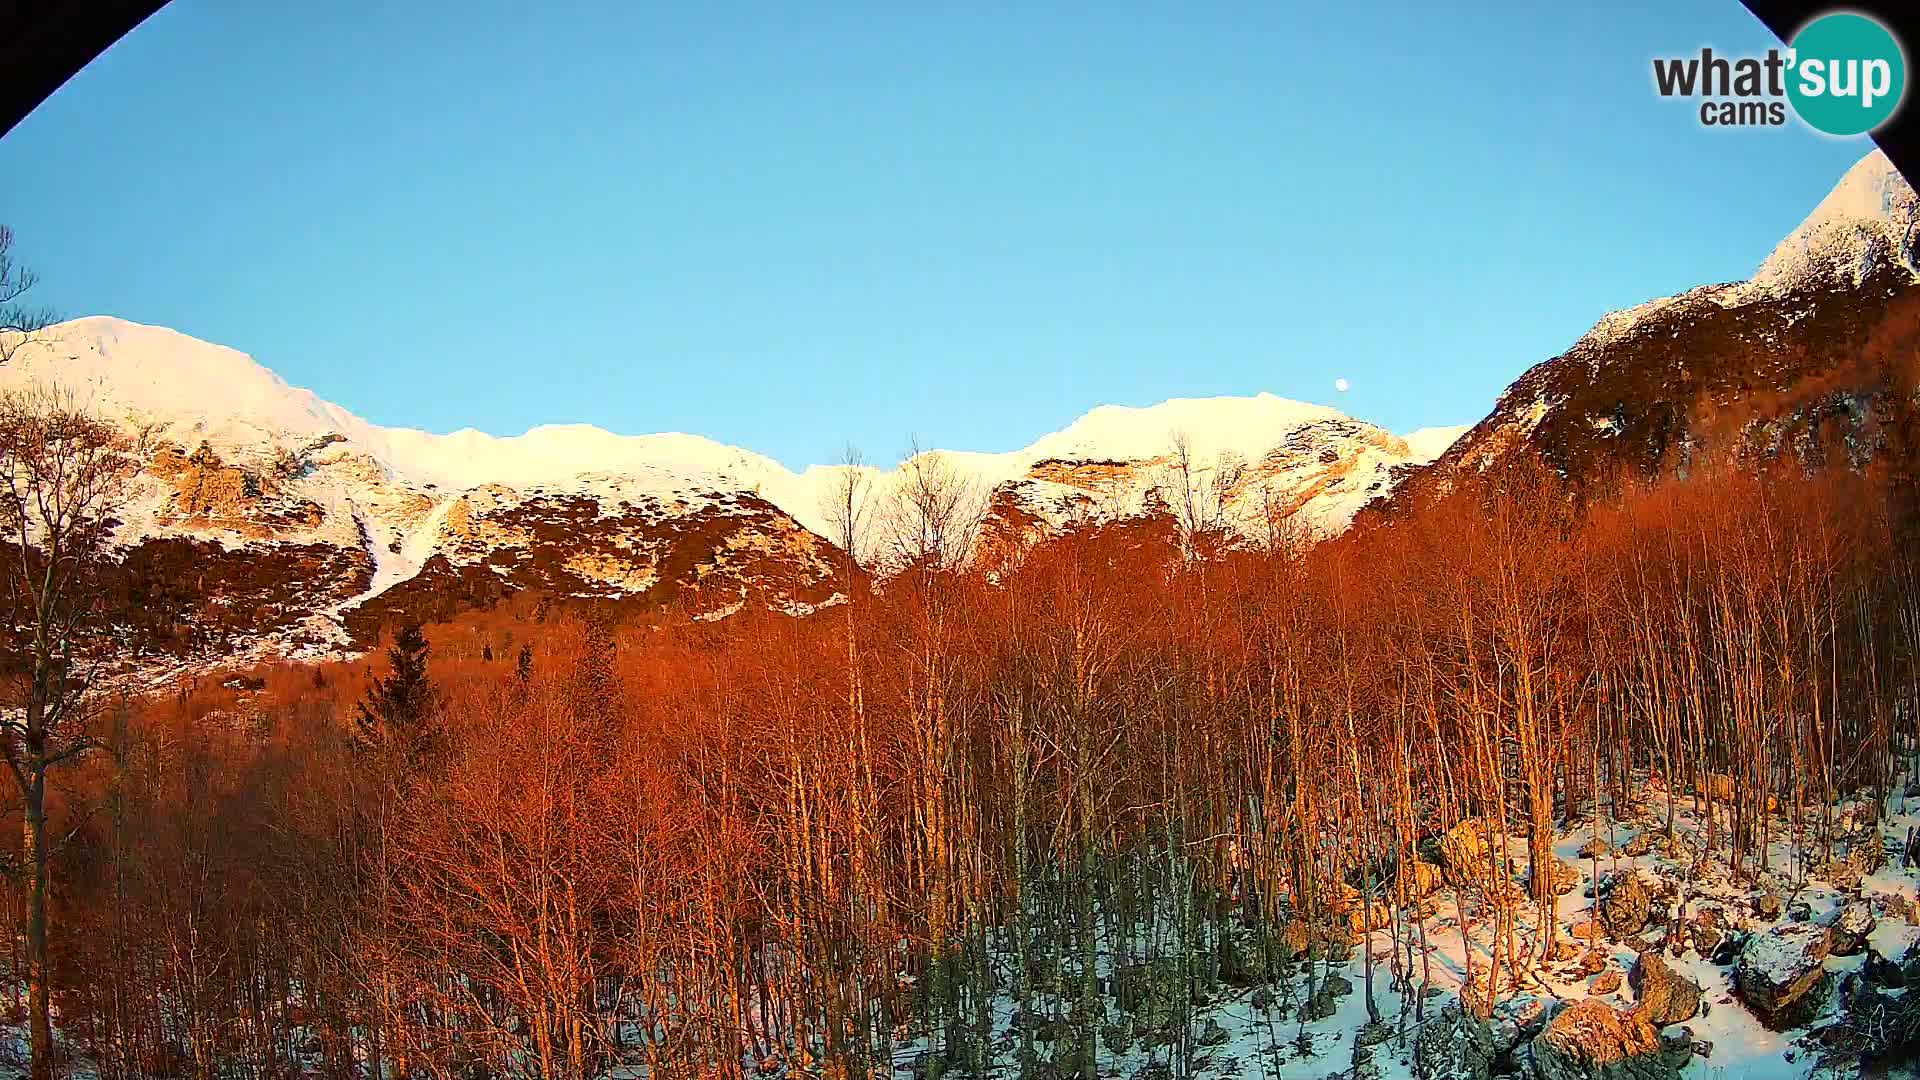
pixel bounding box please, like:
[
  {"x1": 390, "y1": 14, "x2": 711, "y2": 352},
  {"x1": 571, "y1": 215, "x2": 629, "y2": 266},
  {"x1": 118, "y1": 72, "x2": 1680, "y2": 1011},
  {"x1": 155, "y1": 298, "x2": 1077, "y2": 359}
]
[{"x1": 846, "y1": 780, "x2": 1920, "y2": 1080}]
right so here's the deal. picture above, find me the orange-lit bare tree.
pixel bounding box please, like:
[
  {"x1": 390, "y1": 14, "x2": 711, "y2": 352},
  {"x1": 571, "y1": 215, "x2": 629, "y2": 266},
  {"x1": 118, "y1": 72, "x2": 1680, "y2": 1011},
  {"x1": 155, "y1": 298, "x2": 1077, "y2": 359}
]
[{"x1": 0, "y1": 385, "x2": 137, "y2": 1080}]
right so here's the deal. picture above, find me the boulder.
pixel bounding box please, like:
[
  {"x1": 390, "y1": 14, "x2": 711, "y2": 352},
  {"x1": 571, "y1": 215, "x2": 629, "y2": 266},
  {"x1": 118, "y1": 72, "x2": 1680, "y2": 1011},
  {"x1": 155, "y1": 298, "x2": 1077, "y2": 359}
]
[
  {"x1": 1413, "y1": 1003, "x2": 1495, "y2": 1080},
  {"x1": 1490, "y1": 992, "x2": 1560, "y2": 1055},
  {"x1": 1845, "y1": 828, "x2": 1887, "y2": 874},
  {"x1": 1839, "y1": 799, "x2": 1881, "y2": 831},
  {"x1": 1871, "y1": 891, "x2": 1914, "y2": 924},
  {"x1": 1815, "y1": 857, "x2": 1864, "y2": 892},
  {"x1": 1820, "y1": 902, "x2": 1876, "y2": 957},
  {"x1": 1411, "y1": 859, "x2": 1445, "y2": 897},
  {"x1": 1527, "y1": 1000, "x2": 1677, "y2": 1080},
  {"x1": 1598, "y1": 873, "x2": 1653, "y2": 939},
  {"x1": 1752, "y1": 891, "x2": 1783, "y2": 921},
  {"x1": 1592, "y1": 970, "x2": 1622, "y2": 995},
  {"x1": 1302, "y1": 972, "x2": 1353, "y2": 1022},
  {"x1": 1435, "y1": 817, "x2": 1512, "y2": 890},
  {"x1": 1341, "y1": 895, "x2": 1392, "y2": 938},
  {"x1": 1734, "y1": 922, "x2": 1832, "y2": 1021},
  {"x1": 1685, "y1": 907, "x2": 1727, "y2": 957},
  {"x1": 1627, "y1": 952, "x2": 1701, "y2": 1026}
]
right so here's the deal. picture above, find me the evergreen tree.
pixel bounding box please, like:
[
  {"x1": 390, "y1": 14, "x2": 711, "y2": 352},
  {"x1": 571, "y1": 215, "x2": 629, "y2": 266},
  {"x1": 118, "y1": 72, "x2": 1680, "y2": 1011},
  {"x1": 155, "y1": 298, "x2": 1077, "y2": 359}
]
[
  {"x1": 482, "y1": 640, "x2": 494, "y2": 662},
  {"x1": 517, "y1": 643, "x2": 533, "y2": 685},
  {"x1": 355, "y1": 622, "x2": 440, "y2": 767}
]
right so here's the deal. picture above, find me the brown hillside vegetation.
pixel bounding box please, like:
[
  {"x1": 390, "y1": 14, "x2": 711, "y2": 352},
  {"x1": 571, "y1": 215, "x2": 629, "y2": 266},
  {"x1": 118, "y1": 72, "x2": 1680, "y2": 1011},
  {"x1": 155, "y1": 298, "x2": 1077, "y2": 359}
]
[{"x1": 14, "y1": 444, "x2": 1920, "y2": 1078}]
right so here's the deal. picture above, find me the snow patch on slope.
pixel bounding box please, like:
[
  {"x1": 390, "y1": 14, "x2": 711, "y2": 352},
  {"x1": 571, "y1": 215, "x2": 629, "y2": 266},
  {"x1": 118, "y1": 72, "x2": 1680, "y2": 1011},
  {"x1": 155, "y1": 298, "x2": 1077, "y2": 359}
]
[{"x1": 1403, "y1": 425, "x2": 1468, "y2": 463}]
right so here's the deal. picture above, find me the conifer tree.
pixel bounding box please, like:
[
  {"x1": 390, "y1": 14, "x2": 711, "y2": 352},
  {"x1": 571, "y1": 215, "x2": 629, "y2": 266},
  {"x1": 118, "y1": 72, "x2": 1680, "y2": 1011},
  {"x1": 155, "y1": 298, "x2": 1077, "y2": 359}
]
[{"x1": 355, "y1": 622, "x2": 440, "y2": 767}]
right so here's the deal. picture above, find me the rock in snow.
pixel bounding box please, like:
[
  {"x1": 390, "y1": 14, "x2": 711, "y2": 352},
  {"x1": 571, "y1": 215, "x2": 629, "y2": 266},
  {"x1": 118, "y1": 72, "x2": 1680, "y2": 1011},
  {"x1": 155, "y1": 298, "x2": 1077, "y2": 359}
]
[
  {"x1": 1433, "y1": 817, "x2": 1512, "y2": 890},
  {"x1": 0, "y1": 316, "x2": 1467, "y2": 654},
  {"x1": 1735, "y1": 922, "x2": 1832, "y2": 1021},
  {"x1": 1627, "y1": 951, "x2": 1700, "y2": 1027},
  {"x1": 1597, "y1": 873, "x2": 1653, "y2": 940},
  {"x1": 1527, "y1": 999, "x2": 1678, "y2": 1080},
  {"x1": 1820, "y1": 901, "x2": 1877, "y2": 957},
  {"x1": 1413, "y1": 1003, "x2": 1496, "y2": 1080}
]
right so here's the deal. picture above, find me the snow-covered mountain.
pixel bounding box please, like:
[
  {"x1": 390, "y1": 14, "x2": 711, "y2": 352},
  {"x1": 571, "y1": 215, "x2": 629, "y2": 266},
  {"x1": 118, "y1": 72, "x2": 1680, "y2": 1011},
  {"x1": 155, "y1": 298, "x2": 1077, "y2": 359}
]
[
  {"x1": 0, "y1": 318, "x2": 1459, "y2": 657},
  {"x1": 27, "y1": 146, "x2": 1904, "y2": 663},
  {"x1": 1379, "y1": 148, "x2": 1920, "y2": 513}
]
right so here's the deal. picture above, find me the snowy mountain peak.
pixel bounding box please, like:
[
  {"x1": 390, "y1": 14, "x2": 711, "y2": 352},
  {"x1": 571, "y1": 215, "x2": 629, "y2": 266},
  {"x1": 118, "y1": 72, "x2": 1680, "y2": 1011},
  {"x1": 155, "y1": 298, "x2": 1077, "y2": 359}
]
[
  {"x1": 1026, "y1": 393, "x2": 1350, "y2": 465},
  {"x1": 1749, "y1": 148, "x2": 1918, "y2": 296}
]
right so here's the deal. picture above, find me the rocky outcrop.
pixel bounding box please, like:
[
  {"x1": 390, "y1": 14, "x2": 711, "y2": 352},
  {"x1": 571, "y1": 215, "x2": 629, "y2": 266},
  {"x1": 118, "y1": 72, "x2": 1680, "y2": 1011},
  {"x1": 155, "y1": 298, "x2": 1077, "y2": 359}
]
[
  {"x1": 1368, "y1": 151, "x2": 1920, "y2": 535},
  {"x1": 1490, "y1": 993, "x2": 1560, "y2": 1056},
  {"x1": 1527, "y1": 1000, "x2": 1677, "y2": 1080},
  {"x1": 1680, "y1": 907, "x2": 1727, "y2": 958}
]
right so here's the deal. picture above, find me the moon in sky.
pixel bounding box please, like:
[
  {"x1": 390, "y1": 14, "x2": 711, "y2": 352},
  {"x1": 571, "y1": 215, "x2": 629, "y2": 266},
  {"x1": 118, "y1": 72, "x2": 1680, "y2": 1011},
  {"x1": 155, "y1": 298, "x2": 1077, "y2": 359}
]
[{"x1": 1334, "y1": 377, "x2": 1350, "y2": 393}]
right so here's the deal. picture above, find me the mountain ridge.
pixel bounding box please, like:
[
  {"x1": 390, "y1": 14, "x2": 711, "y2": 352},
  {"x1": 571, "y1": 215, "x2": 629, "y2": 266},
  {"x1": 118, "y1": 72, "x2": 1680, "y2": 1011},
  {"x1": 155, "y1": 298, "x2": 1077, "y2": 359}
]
[
  {"x1": 7, "y1": 148, "x2": 1909, "y2": 666},
  {"x1": 0, "y1": 316, "x2": 1463, "y2": 659},
  {"x1": 1376, "y1": 148, "x2": 1919, "y2": 518}
]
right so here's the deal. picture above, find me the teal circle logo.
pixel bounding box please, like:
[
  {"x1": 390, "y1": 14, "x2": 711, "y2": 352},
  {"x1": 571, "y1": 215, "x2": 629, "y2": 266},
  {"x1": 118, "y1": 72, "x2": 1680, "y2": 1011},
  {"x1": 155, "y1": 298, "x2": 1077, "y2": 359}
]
[{"x1": 1787, "y1": 13, "x2": 1906, "y2": 136}]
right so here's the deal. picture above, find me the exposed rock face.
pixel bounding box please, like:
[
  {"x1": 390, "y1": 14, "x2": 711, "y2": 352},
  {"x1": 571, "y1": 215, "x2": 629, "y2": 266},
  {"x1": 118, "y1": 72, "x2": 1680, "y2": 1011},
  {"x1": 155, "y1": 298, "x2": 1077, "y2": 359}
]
[
  {"x1": 1735, "y1": 923, "x2": 1832, "y2": 1022},
  {"x1": 1411, "y1": 859, "x2": 1444, "y2": 897},
  {"x1": 1627, "y1": 952, "x2": 1700, "y2": 1027},
  {"x1": 1683, "y1": 908, "x2": 1726, "y2": 958},
  {"x1": 1414, "y1": 1004, "x2": 1495, "y2": 1080},
  {"x1": 1527, "y1": 1000, "x2": 1676, "y2": 1080},
  {"x1": 1, "y1": 316, "x2": 1466, "y2": 666},
  {"x1": 149, "y1": 441, "x2": 325, "y2": 536}
]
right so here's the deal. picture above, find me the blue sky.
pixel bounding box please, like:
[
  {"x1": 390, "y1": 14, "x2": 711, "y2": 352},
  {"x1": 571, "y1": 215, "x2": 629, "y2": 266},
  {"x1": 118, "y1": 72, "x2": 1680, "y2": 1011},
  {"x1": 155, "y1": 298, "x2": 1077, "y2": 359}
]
[{"x1": 0, "y1": 0, "x2": 1877, "y2": 469}]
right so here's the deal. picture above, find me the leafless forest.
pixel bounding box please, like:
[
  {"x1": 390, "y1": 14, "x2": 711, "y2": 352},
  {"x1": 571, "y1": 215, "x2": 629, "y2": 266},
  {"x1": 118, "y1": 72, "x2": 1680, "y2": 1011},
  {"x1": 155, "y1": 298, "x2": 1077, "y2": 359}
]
[{"x1": 4, "y1": 409, "x2": 1919, "y2": 1080}]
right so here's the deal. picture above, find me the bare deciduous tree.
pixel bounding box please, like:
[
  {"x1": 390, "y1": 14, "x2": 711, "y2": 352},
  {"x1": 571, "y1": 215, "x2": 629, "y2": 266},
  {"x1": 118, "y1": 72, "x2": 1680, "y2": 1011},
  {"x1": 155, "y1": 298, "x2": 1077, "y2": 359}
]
[
  {"x1": 1158, "y1": 432, "x2": 1244, "y2": 560},
  {"x1": 883, "y1": 439, "x2": 985, "y2": 573},
  {"x1": 820, "y1": 444, "x2": 875, "y2": 574},
  {"x1": 0, "y1": 228, "x2": 59, "y2": 365},
  {"x1": 0, "y1": 386, "x2": 137, "y2": 1080}
]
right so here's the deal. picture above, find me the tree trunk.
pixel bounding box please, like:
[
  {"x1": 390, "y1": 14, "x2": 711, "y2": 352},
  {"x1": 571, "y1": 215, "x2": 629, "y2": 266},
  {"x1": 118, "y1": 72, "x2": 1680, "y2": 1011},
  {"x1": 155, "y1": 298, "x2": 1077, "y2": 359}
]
[{"x1": 25, "y1": 767, "x2": 51, "y2": 1080}]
